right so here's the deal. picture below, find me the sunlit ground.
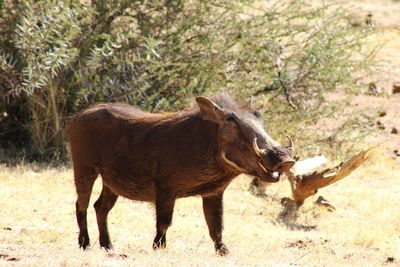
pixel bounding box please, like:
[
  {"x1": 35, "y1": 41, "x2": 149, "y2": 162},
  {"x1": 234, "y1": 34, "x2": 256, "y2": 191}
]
[{"x1": 0, "y1": 150, "x2": 399, "y2": 266}]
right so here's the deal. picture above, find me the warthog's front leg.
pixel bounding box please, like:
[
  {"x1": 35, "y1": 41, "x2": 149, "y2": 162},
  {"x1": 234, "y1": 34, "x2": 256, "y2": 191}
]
[
  {"x1": 153, "y1": 191, "x2": 176, "y2": 250},
  {"x1": 202, "y1": 193, "x2": 229, "y2": 256}
]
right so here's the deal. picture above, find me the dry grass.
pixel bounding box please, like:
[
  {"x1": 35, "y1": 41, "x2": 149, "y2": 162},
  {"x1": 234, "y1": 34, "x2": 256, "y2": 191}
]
[
  {"x1": 1, "y1": 0, "x2": 399, "y2": 266},
  {"x1": 0, "y1": 151, "x2": 399, "y2": 266}
]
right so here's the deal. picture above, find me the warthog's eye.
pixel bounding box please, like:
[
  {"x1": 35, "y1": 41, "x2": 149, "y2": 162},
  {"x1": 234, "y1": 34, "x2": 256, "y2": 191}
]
[
  {"x1": 252, "y1": 111, "x2": 261, "y2": 118},
  {"x1": 226, "y1": 113, "x2": 236, "y2": 122}
]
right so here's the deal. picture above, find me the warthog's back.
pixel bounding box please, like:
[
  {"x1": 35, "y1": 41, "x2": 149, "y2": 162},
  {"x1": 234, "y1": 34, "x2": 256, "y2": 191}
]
[{"x1": 67, "y1": 103, "x2": 147, "y2": 168}]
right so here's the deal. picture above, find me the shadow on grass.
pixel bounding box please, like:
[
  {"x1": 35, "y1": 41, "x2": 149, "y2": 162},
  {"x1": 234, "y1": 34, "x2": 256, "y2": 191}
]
[
  {"x1": 275, "y1": 198, "x2": 318, "y2": 231},
  {"x1": 250, "y1": 182, "x2": 335, "y2": 231}
]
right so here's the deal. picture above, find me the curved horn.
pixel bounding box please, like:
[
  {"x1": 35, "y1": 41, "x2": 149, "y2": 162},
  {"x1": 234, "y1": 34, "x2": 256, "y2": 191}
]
[
  {"x1": 253, "y1": 138, "x2": 263, "y2": 157},
  {"x1": 286, "y1": 135, "x2": 293, "y2": 149}
]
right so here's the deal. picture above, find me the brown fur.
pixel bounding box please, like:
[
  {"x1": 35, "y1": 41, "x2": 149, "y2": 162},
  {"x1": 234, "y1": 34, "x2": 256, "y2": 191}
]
[{"x1": 67, "y1": 94, "x2": 294, "y2": 255}]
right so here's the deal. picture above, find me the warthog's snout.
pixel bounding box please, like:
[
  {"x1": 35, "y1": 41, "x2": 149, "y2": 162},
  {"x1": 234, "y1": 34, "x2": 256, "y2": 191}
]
[
  {"x1": 253, "y1": 136, "x2": 296, "y2": 170},
  {"x1": 253, "y1": 137, "x2": 296, "y2": 182},
  {"x1": 273, "y1": 158, "x2": 296, "y2": 173}
]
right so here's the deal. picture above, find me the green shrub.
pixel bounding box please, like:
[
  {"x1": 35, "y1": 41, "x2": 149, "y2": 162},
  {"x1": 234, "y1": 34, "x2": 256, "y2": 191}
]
[{"x1": 0, "y1": 0, "x2": 375, "y2": 162}]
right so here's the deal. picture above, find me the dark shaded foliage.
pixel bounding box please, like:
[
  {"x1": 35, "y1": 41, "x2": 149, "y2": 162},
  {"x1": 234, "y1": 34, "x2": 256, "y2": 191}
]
[{"x1": 0, "y1": 0, "x2": 375, "y2": 162}]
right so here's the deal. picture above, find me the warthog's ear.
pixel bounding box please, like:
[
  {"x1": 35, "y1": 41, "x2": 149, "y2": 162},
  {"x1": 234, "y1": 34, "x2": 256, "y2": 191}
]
[
  {"x1": 196, "y1": 97, "x2": 225, "y2": 124},
  {"x1": 243, "y1": 96, "x2": 253, "y2": 110}
]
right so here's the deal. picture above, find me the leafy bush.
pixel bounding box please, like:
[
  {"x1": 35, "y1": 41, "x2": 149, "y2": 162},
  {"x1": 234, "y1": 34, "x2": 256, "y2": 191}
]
[{"x1": 0, "y1": 0, "x2": 375, "y2": 162}]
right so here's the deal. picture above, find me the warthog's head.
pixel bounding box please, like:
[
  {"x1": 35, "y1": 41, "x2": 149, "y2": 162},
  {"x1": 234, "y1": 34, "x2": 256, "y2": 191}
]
[{"x1": 196, "y1": 95, "x2": 296, "y2": 182}]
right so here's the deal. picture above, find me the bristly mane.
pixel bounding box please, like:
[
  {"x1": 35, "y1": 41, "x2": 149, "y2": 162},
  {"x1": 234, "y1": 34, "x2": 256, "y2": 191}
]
[
  {"x1": 209, "y1": 93, "x2": 240, "y2": 110},
  {"x1": 190, "y1": 93, "x2": 241, "y2": 112}
]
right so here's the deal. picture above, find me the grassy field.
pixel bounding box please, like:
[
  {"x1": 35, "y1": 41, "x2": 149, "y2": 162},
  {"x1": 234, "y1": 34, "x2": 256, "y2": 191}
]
[
  {"x1": 0, "y1": 150, "x2": 399, "y2": 266},
  {"x1": 1, "y1": 0, "x2": 400, "y2": 266}
]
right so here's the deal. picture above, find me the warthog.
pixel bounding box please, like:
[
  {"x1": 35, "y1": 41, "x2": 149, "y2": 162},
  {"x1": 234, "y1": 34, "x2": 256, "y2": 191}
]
[{"x1": 67, "y1": 94, "x2": 295, "y2": 255}]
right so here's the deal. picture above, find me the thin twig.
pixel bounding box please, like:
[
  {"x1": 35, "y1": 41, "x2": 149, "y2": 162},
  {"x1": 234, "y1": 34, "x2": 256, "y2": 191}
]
[{"x1": 276, "y1": 45, "x2": 297, "y2": 108}]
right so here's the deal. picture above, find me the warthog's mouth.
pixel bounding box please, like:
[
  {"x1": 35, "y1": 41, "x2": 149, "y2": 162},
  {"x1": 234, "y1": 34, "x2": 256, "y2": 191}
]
[{"x1": 258, "y1": 161, "x2": 282, "y2": 182}]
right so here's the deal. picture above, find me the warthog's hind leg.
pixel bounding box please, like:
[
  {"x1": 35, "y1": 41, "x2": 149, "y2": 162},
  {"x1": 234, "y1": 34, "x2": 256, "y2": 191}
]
[
  {"x1": 94, "y1": 184, "x2": 118, "y2": 250},
  {"x1": 74, "y1": 165, "x2": 98, "y2": 250}
]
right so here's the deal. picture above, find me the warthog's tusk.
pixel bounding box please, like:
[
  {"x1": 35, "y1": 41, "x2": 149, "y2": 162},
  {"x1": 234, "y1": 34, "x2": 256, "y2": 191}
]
[
  {"x1": 258, "y1": 161, "x2": 268, "y2": 174},
  {"x1": 253, "y1": 138, "x2": 264, "y2": 157}
]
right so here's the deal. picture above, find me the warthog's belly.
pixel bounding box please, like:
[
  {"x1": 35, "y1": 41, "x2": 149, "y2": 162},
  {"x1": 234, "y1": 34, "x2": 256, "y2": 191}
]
[
  {"x1": 98, "y1": 165, "x2": 236, "y2": 202},
  {"x1": 98, "y1": 169, "x2": 156, "y2": 202}
]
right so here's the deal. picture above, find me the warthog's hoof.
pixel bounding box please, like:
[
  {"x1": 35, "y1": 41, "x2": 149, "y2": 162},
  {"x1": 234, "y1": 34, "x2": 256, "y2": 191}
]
[
  {"x1": 215, "y1": 242, "x2": 230, "y2": 256},
  {"x1": 100, "y1": 243, "x2": 113, "y2": 251},
  {"x1": 152, "y1": 236, "x2": 166, "y2": 250},
  {"x1": 99, "y1": 235, "x2": 113, "y2": 251},
  {"x1": 78, "y1": 232, "x2": 90, "y2": 250}
]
